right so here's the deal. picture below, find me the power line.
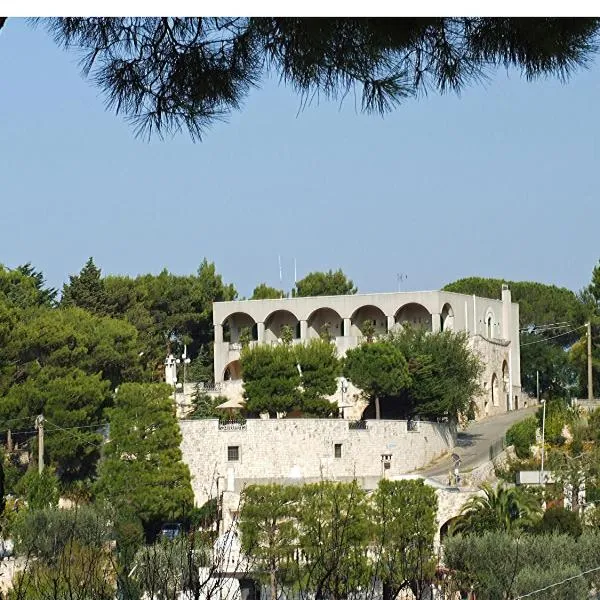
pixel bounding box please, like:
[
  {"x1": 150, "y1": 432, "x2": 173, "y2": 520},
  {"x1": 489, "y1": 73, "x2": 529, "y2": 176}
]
[
  {"x1": 521, "y1": 326, "x2": 586, "y2": 346},
  {"x1": 43, "y1": 418, "x2": 105, "y2": 449},
  {"x1": 514, "y1": 564, "x2": 600, "y2": 598}
]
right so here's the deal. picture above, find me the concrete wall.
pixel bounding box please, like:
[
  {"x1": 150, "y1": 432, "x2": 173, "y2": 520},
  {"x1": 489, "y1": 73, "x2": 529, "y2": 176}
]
[{"x1": 180, "y1": 418, "x2": 456, "y2": 507}]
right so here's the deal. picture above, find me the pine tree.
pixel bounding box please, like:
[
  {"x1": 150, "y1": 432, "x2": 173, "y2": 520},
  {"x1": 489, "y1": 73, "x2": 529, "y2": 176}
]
[{"x1": 61, "y1": 257, "x2": 110, "y2": 315}]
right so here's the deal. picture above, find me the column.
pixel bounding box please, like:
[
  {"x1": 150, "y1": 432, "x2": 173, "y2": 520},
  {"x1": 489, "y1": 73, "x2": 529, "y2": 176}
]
[
  {"x1": 343, "y1": 318, "x2": 351, "y2": 337},
  {"x1": 214, "y1": 323, "x2": 223, "y2": 344},
  {"x1": 387, "y1": 315, "x2": 395, "y2": 333},
  {"x1": 300, "y1": 320, "x2": 308, "y2": 339},
  {"x1": 257, "y1": 322, "x2": 265, "y2": 343},
  {"x1": 431, "y1": 313, "x2": 441, "y2": 333}
]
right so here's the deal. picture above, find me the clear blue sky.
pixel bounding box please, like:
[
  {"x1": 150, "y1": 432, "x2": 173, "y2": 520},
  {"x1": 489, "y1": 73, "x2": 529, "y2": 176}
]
[{"x1": 1, "y1": 18, "x2": 598, "y2": 298}]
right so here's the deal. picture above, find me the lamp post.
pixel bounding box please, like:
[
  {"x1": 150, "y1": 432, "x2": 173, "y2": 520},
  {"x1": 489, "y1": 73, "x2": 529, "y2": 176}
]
[{"x1": 540, "y1": 398, "x2": 546, "y2": 485}]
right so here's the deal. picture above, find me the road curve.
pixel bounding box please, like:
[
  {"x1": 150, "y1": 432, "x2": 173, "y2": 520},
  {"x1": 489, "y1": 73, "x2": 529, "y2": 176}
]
[{"x1": 418, "y1": 405, "x2": 539, "y2": 477}]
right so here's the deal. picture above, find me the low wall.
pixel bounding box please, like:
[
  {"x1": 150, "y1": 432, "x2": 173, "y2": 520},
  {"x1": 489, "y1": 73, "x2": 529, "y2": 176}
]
[{"x1": 180, "y1": 418, "x2": 456, "y2": 506}]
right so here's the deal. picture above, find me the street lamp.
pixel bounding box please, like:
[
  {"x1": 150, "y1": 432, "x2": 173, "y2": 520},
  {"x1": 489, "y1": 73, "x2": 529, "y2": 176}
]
[{"x1": 540, "y1": 398, "x2": 546, "y2": 485}]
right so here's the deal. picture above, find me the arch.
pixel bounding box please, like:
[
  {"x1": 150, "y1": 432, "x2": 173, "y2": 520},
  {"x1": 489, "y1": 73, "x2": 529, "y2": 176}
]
[
  {"x1": 395, "y1": 303, "x2": 432, "y2": 331},
  {"x1": 439, "y1": 517, "x2": 460, "y2": 543},
  {"x1": 485, "y1": 309, "x2": 496, "y2": 339},
  {"x1": 491, "y1": 373, "x2": 499, "y2": 407},
  {"x1": 307, "y1": 307, "x2": 343, "y2": 340},
  {"x1": 264, "y1": 309, "x2": 300, "y2": 342},
  {"x1": 350, "y1": 305, "x2": 387, "y2": 338},
  {"x1": 223, "y1": 360, "x2": 242, "y2": 381},
  {"x1": 222, "y1": 312, "x2": 257, "y2": 343},
  {"x1": 502, "y1": 361, "x2": 509, "y2": 392},
  {"x1": 440, "y1": 303, "x2": 455, "y2": 332}
]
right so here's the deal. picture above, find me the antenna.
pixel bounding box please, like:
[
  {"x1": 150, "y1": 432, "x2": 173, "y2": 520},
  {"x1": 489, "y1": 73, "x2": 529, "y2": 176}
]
[
  {"x1": 278, "y1": 255, "x2": 283, "y2": 286},
  {"x1": 294, "y1": 258, "x2": 297, "y2": 284},
  {"x1": 397, "y1": 273, "x2": 407, "y2": 292}
]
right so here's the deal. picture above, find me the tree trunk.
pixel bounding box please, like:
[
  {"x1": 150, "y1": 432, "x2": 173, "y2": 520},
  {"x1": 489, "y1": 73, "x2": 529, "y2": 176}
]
[
  {"x1": 270, "y1": 569, "x2": 277, "y2": 600},
  {"x1": 383, "y1": 581, "x2": 399, "y2": 600},
  {"x1": 375, "y1": 396, "x2": 381, "y2": 420}
]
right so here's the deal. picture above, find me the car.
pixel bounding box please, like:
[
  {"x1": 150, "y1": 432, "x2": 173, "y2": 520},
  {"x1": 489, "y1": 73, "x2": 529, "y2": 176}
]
[{"x1": 159, "y1": 522, "x2": 183, "y2": 541}]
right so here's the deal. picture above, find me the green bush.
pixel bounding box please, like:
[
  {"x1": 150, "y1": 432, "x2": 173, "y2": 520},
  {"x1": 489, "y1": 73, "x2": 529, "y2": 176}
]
[
  {"x1": 536, "y1": 506, "x2": 583, "y2": 538},
  {"x1": 506, "y1": 417, "x2": 537, "y2": 459}
]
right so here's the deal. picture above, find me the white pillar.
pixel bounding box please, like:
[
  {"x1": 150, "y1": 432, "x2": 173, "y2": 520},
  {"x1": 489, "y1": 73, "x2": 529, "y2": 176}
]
[
  {"x1": 214, "y1": 323, "x2": 223, "y2": 344},
  {"x1": 300, "y1": 320, "x2": 308, "y2": 339},
  {"x1": 502, "y1": 284, "x2": 512, "y2": 341},
  {"x1": 257, "y1": 322, "x2": 265, "y2": 342},
  {"x1": 387, "y1": 315, "x2": 395, "y2": 333},
  {"x1": 472, "y1": 295, "x2": 477, "y2": 335},
  {"x1": 431, "y1": 313, "x2": 441, "y2": 333},
  {"x1": 343, "y1": 318, "x2": 351, "y2": 336}
]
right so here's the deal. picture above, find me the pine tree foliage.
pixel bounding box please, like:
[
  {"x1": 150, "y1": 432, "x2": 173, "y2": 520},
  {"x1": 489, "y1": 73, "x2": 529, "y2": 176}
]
[
  {"x1": 97, "y1": 383, "x2": 194, "y2": 536},
  {"x1": 36, "y1": 18, "x2": 600, "y2": 140}
]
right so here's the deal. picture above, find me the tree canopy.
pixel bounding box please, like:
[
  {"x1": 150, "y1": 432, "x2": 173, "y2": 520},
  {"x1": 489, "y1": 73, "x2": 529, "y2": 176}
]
[
  {"x1": 18, "y1": 18, "x2": 599, "y2": 140},
  {"x1": 96, "y1": 383, "x2": 194, "y2": 537},
  {"x1": 240, "y1": 339, "x2": 339, "y2": 417},
  {"x1": 344, "y1": 340, "x2": 411, "y2": 420},
  {"x1": 292, "y1": 269, "x2": 357, "y2": 297},
  {"x1": 251, "y1": 283, "x2": 284, "y2": 300}
]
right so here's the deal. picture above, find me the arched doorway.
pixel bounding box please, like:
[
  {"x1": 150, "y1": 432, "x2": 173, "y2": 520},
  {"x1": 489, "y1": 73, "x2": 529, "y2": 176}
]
[
  {"x1": 441, "y1": 303, "x2": 454, "y2": 331},
  {"x1": 224, "y1": 360, "x2": 242, "y2": 381},
  {"x1": 307, "y1": 307, "x2": 343, "y2": 340},
  {"x1": 222, "y1": 312, "x2": 257, "y2": 343},
  {"x1": 264, "y1": 309, "x2": 300, "y2": 342},
  {"x1": 395, "y1": 303, "x2": 432, "y2": 331},
  {"x1": 502, "y1": 361, "x2": 510, "y2": 410},
  {"x1": 491, "y1": 373, "x2": 499, "y2": 407},
  {"x1": 350, "y1": 305, "x2": 387, "y2": 338}
]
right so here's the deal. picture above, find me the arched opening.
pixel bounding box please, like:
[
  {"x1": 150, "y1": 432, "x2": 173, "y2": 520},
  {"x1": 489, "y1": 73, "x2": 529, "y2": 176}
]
[
  {"x1": 264, "y1": 309, "x2": 300, "y2": 343},
  {"x1": 223, "y1": 360, "x2": 242, "y2": 381},
  {"x1": 307, "y1": 307, "x2": 342, "y2": 340},
  {"x1": 485, "y1": 309, "x2": 495, "y2": 339},
  {"x1": 222, "y1": 312, "x2": 257, "y2": 343},
  {"x1": 441, "y1": 303, "x2": 455, "y2": 332},
  {"x1": 491, "y1": 373, "x2": 499, "y2": 407},
  {"x1": 439, "y1": 517, "x2": 460, "y2": 543},
  {"x1": 502, "y1": 361, "x2": 510, "y2": 410},
  {"x1": 395, "y1": 303, "x2": 432, "y2": 331},
  {"x1": 350, "y1": 305, "x2": 387, "y2": 338}
]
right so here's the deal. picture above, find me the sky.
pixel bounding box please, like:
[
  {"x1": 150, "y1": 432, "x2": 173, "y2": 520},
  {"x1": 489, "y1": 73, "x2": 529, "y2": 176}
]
[{"x1": 1, "y1": 19, "x2": 599, "y2": 299}]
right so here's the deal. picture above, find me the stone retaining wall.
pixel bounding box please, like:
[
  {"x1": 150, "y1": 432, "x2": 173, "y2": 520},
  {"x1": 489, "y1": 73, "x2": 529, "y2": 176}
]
[{"x1": 180, "y1": 418, "x2": 456, "y2": 506}]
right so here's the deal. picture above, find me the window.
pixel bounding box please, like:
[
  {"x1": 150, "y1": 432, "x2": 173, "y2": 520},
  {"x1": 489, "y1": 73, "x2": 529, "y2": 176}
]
[
  {"x1": 334, "y1": 443, "x2": 342, "y2": 458},
  {"x1": 227, "y1": 446, "x2": 240, "y2": 461}
]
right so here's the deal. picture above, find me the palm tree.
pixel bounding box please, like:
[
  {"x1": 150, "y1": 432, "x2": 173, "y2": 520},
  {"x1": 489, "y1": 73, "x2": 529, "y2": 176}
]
[{"x1": 450, "y1": 484, "x2": 540, "y2": 535}]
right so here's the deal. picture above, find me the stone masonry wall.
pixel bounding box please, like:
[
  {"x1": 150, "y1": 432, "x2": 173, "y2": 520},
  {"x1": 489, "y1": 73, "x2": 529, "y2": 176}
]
[{"x1": 180, "y1": 419, "x2": 456, "y2": 506}]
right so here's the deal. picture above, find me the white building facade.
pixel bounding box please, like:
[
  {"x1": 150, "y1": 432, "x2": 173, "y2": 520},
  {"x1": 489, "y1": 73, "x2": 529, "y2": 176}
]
[{"x1": 212, "y1": 286, "x2": 522, "y2": 418}]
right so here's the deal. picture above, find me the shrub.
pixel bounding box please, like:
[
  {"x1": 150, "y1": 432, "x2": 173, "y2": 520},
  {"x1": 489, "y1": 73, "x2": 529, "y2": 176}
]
[
  {"x1": 536, "y1": 506, "x2": 583, "y2": 538},
  {"x1": 506, "y1": 417, "x2": 537, "y2": 459}
]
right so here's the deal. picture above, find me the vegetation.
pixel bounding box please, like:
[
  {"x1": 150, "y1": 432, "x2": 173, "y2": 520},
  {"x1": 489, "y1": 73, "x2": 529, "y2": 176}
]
[
  {"x1": 293, "y1": 269, "x2": 357, "y2": 297},
  {"x1": 451, "y1": 483, "x2": 540, "y2": 535},
  {"x1": 240, "y1": 339, "x2": 339, "y2": 417},
  {"x1": 344, "y1": 341, "x2": 411, "y2": 420},
  {"x1": 389, "y1": 328, "x2": 482, "y2": 421},
  {"x1": 10, "y1": 19, "x2": 595, "y2": 140},
  {"x1": 251, "y1": 283, "x2": 284, "y2": 300},
  {"x1": 505, "y1": 416, "x2": 537, "y2": 459},
  {"x1": 444, "y1": 531, "x2": 600, "y2": 600},
  {"x1": 96, "y1": 383, "x2": 194, "y2": 538}
]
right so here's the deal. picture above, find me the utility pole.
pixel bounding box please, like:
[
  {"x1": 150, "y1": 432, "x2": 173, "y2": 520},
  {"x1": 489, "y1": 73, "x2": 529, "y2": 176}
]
[
  {"x1": 588, "y1": 322, "x2": 594, "y2": 402},
  {"x1": 536, "y1": 370, "x2": 540, "y2": 404},
  {"x1": 35, "y1": 414, "x2": 44, "y2": 474}
]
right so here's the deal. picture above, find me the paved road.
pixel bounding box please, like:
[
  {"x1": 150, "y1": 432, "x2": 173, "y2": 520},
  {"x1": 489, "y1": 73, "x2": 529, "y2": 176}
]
[{"x1": 418, "y1": 405, "x2": 539, "y2": 477}]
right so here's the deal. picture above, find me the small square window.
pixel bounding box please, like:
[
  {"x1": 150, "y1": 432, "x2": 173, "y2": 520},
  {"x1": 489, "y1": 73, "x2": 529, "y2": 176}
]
[
  {"x1": 227, "y1": 446, "x2": 240, "y2": 461},
  {"x1": 334, "y1": 443, "x2": 342, "y2": 459}
]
